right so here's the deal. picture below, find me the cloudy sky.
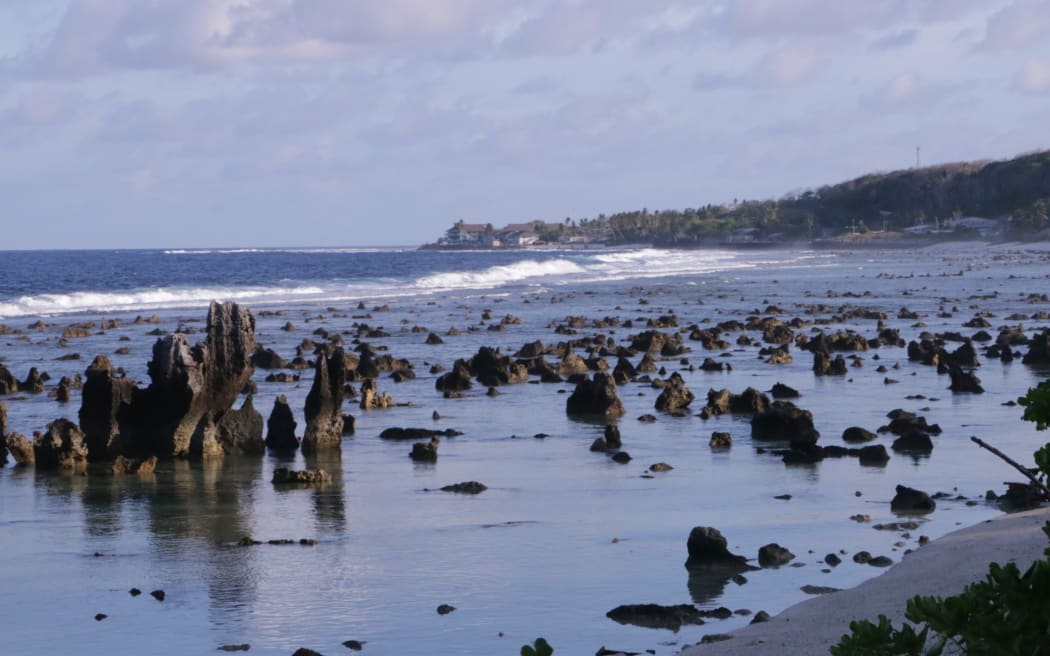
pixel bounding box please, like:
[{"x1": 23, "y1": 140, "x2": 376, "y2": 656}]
[{"x1": 2, "y1": 0, "x2": 1049, "y2": 249}]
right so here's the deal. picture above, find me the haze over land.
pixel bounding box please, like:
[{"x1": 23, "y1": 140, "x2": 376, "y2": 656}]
[{"x1": 1, "y1": 1, "x2": 1049, "y2": 249}]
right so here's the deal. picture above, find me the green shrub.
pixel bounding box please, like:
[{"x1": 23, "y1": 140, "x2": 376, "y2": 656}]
[{"x1": 521, "y1": 637, "x2": 553, "y2": 656}]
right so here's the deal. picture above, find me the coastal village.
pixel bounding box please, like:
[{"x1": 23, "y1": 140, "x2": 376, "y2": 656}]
[{"x1": 435, "y1": 219, "x2": 612, "y2": 248}]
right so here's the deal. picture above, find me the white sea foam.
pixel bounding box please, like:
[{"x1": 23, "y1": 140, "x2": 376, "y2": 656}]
[
  {"x1": 414, "y1": 259, "x2": 586, "y2": 291},
  {"x1": 0, "y1": 286, "x2": 325, "y2": 319}
]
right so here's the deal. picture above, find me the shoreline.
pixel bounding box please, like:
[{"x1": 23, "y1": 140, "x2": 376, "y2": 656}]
[{"x1": 679, "y1": 506, "x2": 1050, "y2": 656}]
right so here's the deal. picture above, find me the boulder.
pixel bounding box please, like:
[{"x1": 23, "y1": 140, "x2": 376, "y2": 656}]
[
  {"x1": 757, "y1": 543, "x2": 795, "y2": 567},
  {"x1": 409, "y1": 437, "x2": 439, "y2": 462},
  {"x1": 33, "y1": 418, "x2": 89, "y2": 470},
  {"x1": 440, "y1": 481, "x2": 487, "y2": 494},
  {"x1": 251, "y1": 347, "x2": 287, "y2": 369},
  {"x1": 6, "y1": 432, "x2": 34, "y2": 465},
  {"x1": 302, "y1": 350, "x2": 347, "y2": 453},
  {"x1": 265, "y1": 395, "x2": 299, "y2": 451},
  {"x1": 685, "y1": 526, "x2": 750, "y2": 570},
  {"x1": 890, "y1": 485, "x2": 936, "y2": 513},
  {"x1": 566, "y1": 373, "x2": 626, "y2": 417},
  {"x1": 812, "y1": 351, "x2": 847, "y2": 376},
  {"x1": 604, "y1": 424, "x2": 622, "y2": 449},
  {"x1": 858, "y1": 444, "x2": 890, "y2": 465},
  {"x1": 948, "y1": 364, "x2": 984, "y2": 393},
  {"x1": 435, "y1": 359, "x2": 472, "y2": 392},
  {"x1": 379, "y1": 427, "x2": 463, "y2": 440},
  {"x1": 217, "y1": 395, "x2": 265, "y2": 455},
  {"x1": 709, "y1": 432, "x2": 732, "y2": 448},
  {"x1": 654, "y1": 372, "x2": 694, "y2": 412},
  {"x1": 359, "y1": 378, "x2": 394, "y2": 410},
  {"x1": 770, "y1": 382, "x2": 800, "y2": 399},
  {"x1": 751, "y1": 401, "x2": 819, "y2": 446},
  {"x1": 842, "y1": 426, "x2": 877, "y2": 443},
  {"x1": 704, "y1": 387, "x2": 771, "y2": 416},
  {"x1": 891, "y1": 431, "x2": 934, "y2": 453}
]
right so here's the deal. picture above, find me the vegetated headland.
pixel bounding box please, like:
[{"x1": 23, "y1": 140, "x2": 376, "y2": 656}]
[{"x1": 422, "y1": 149, "x2": 1050, "y2": 250}]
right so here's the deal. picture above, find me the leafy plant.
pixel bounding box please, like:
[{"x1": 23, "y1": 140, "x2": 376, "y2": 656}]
[
  {"x1": 831, "y1": 522, "x2": 1050, "y2": 655},
  {"x1": 1020, "y1": 380, "x2": 1050, "y2": 432},
  {"x1": 521, "y1": 637, "x2": 553, "y2": 656}
]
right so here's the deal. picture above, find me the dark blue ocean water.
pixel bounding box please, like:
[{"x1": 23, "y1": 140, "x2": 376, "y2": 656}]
[{"x1": 1, "y1": 243, "x2": 1049, "y2": 655}]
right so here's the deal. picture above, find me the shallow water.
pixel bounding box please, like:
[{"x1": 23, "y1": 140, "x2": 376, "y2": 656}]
[{"x1": 1, "y1": 243, "x2": 1049, "y2": 655}]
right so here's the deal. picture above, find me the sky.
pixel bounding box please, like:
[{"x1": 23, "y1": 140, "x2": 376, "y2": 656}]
[{"x1": 1, "y1": 0, "x2": 1049, "y2": 249}]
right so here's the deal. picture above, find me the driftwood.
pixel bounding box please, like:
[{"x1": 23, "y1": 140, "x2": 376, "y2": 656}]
[{"x1": 970, "y1": 435, "x2": 1050, "y2": 500}]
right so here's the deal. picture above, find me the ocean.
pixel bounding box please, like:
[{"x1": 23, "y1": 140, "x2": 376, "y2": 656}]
[{"x1": 1, "y1": 243, "x2": 1049, "y2": 655}]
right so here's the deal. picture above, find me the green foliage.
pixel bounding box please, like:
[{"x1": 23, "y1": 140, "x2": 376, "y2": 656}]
[
  {"x1": 1019, "y1": 380, "x2": 1050, "y2": 432},
  {"x1": 521, "y1": 637, "x2": 553, "y2": 656},
  {"x1": 831, "y1": 521, "x2": 1050, "y2": 656}
]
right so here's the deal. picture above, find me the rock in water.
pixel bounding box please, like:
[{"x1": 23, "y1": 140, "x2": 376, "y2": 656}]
[
  {"x1": 750, "y1": 401, "x2": 819, "y2": 445},
  {"x1": 757, "y1": 543, "x2": 795, "y2": 567},
  {"x1": 79, "y1": 356, "x2": 137, "y2": 461},
  {"x1": 265, "y1": 395, "x2": 299, "y2": 451},
  {"x1": 302, "y1": 349, "x2": 347, "y2": 453},
  {"x1": 217, "y1": 395, "x2": 264, "y2": 454},
  {"x1": 0, "y1": 401, "x2": 7, "y2": 465},
  {"x1": 685, "y1": 526, "x2": 751, "y2": 570},
  {"x1": 6, "y1": 433, "x2": 34, "y2": 465},
  {"x1": 606, "y1": 603, "x2": 704, "y2": 631},
  {"x1": 890, "y1": 484, "x2": 936, "y2": 513},
  {"x1": 359, "y1": 378, "x2": 394, "y2": 410},
  {"x1": 33, "y1": 418, "x2": 88, "y2": 470},
  {"x1": 654, "y1": 372, "x2": 694, "y2": 412},
  {"x1": 566, "y1": 373, "x2": 626, "y2": 417},
  {"x1": 410, "y1": 438, "x2": 439, "y2": 462},
  {"x1": 79, "y1": 302, "x2": 256, "y2": 460}
]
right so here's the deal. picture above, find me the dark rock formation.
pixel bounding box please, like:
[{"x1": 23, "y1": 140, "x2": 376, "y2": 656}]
[
  {"x1": 703, "y1": 387, "x2": 771, "y2": 417},
  {"x1": 79, "y1": 356, "x2": 137, "y2": 461},
  {"x1": 770, "y1": 382, "x2": 800, "y2": 399},
  {"x1": 359, "y1": 378, "x2": 393, "y2": 410},
  {"x1": 948, "y1": 364, "x2": 984, "y2": 393},
  {"x1": 251, "y1": 347, "x2": 287, "y2": 369},
  {"x1": 654, "y1": 373, "x2": 694, "y2": 412},
  {"x1": 604, "y1": 424, "x2": 622, "y2": 449},
  {"x1": 217, "y1": 395, "x2": 264, "y2": 454},
  {"x1": 265, "y1": 395, "x2": 299, "y2": 451},
  {"x1": 379, "y1": 427, "x2": 463, "y2": 440},
  {"x1": 812, "y1": 351, "x2": 847, "y2": 376},
  {"x1": 566, "y1": 373, "x2": 626, "y2": 417},
  {"x1": 78, "y1": 302, "x2": 256, "y2": 460},
  {"x1": 440, "y1": 481, "x2": 487, "y2": 494},
  {"x1": 1022, "y1": 330, "x2": 1050, "y2": 364},
  {"x1": 757, "y1": 543, "x2": 795, "y2": 567},
  {"x1": 685, "y1": 526, "x2": 750, "y2": 570},
  {"x1": 709, "y1": 432, "x2": 732, "y2": 448},
  {"x1": 6, "y1": 433, "x2": 33, "y2": 465},
  {"x1": 410, "y1": 437, "x2": 439, "y2": 462},
  {"x1": 751, "y1": 401, "x2": 819, "y2": 445},
  {"x1": 842, "y1": 426, "x2": 877, "y2": 443},
  {"x1": 0, "y1": 400, "x2": 7, "y2": 465},
  {"x1": 890, "y1": 485, "x2": 936, "y2": 513},
  {"x1": 272, "y1": 467, "x2": 332, "y2": 484},
  {"x1": 891, "y1": 431, "x2": 934, "y2": 453},
  {"x1": 858, "y1": 444, "x2": 890, "y2": 465},
  {"x1": 435, "y1": 359, "x2": 473, "y2": 392},
  {"x1": 0, "y1": 365, "x2": 18, "y2": 394},
  {"x1": 302, "y1": 350, "x2": 347, "y2": 453},
  {"x1": 606, "y1": 604, "x2": 705, "y2": 632},
  {"x1": 33, "y1": 418, "x2": 88, "y2": 470}
]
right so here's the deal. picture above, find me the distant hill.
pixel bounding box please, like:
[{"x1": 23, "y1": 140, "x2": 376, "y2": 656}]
[
  {"x1": 588, "y1": 149, "x2": 1050, "y2": 245},
  {"x1": 428, "y1": 149, "x2": 1050, "y2": 248}
]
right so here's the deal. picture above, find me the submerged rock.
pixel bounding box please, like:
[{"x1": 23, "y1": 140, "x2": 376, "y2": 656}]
[
  {"x1": 410, "y1": 437, "x2": 439, "y2": 462},
  {"x1": 890, "y1": 484, "x2": 936, "y2": 513},
  {"x1": 606, "y1": 603, "x2": 705, "y2": 632},
  {"x1": 440, "y1": 481, "x2": 487, "y2": 494},
  {"x1": 272, "y1": 467, "x2": 332, "y2": 484}
]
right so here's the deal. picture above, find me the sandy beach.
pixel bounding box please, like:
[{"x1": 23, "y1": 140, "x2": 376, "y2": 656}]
[{"x1": 680, "y1": 505, "x2": 1050, "y2": 656}]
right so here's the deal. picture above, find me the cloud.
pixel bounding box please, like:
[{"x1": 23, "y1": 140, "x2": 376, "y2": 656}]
[
  {"x1": 693, "y1": 46, "x2": 816, "y2": 89},
  {"x1": 980, "y1": 0, "x2": 1050, "y2": 51},
  {"x1": 869, "y1": 28, "x2": 919, "y2": 51},
  {"x1": 1012, "y1": 60, "x2": 1050, "y2": 94}
]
